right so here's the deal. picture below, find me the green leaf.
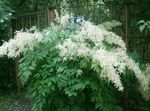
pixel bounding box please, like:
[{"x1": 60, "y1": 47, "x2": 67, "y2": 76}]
[
  {"x1": 138, "y1": 20, "x2": 145, "y2": 24},
  {"x1": 139, "y1": 24, "x2": 146, "y2": 32}
]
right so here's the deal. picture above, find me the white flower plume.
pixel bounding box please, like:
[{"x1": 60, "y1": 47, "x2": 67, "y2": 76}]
[
  {"x1": 56, "y1": 20, "x2": 150, "y2": 94},
  {"x1": 0, "y1": 31, "x2": 42, "y2": 58}
]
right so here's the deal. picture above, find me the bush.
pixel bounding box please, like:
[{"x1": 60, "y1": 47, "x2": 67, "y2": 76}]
[
  {"x1": 19, "y1": 25, "x2": 124, "y2": 111},
  {"x1": 0, "y1": 15, "x2": 149, "y2": 111}
]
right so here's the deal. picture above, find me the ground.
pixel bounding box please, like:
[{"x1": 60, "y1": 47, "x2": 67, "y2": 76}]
[{"x1": 0, "y1": 89, "x2": 31, "y2": 111}]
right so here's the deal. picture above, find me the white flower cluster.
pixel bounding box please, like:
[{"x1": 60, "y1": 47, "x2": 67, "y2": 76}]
[
  {"x1": 99, "y1": 20, "x2": 122, "y2": 30},
  {"x1": 141, "y1": 64, "x2": 150, "y2": 100},
  {"x1": 54, "y1": 9, "x2": 70, "y2": 26},
  {"x1": 60, "y1": 14, "x2": 70, "y2": 26},
  {"x1": 0, "y1": 31, "x2": 42, "y2": 58},
  {"x1": 57, "y1": 20, "x2": 150, "y2": 94}
]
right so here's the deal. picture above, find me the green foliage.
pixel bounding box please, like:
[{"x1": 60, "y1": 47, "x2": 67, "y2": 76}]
[
  {"x1": 0, "y1": 1, "x2": 15, "y2": 89},
  {"x1": 19, "y1": 25, "x2": 124, "y2": 111},
  {"x1": 12, "y1": 0, "x2": 108, "y2": 25},
  {"x1": 0, "y1": 0, "x2": 13, "y2": 30},
  {"x1": 138, "y1": 20, "x2": 150, "y2": 32}
]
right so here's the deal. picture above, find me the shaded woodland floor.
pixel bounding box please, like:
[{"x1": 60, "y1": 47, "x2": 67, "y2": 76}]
[{"x1": 0, "y1": 89, "x2": 31, "y2": 111}]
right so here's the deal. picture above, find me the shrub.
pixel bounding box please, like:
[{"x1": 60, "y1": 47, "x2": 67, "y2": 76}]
[{"x1": 0, "y1": 15, "x2": 149, "y2": 111}]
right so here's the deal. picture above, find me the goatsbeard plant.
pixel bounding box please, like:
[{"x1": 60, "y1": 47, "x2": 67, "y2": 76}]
[{"x1": 0, "y1": 14, "x2": 149, "y2": 111}]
